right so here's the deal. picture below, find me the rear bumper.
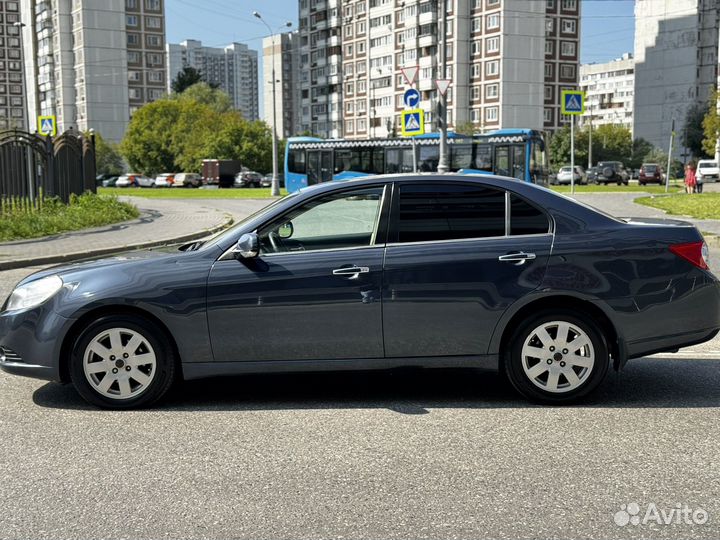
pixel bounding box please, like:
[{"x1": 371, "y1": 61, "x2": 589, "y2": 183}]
[{"x1": 626, "y1": 327, "x2": 719, "y2": 359}]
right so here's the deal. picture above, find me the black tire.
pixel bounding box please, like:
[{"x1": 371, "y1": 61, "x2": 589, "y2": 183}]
[
  {"x1": 504, "y1": 309, "x2": 609, "y2": 404},
  {"x1": 69, "y1": 315, "x2": 177, "y2": 409}
]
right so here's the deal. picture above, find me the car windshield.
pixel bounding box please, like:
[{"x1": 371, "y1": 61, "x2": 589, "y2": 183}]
[
  {"x1": 699, "y1": 162, "x2": 717, "y2": 168},
  {"x1": 560, "y1": 167, "x2": 571, "y2": 172},
  {"x1": 644, "y1": 165, "x2": 657, "y2": 172}
]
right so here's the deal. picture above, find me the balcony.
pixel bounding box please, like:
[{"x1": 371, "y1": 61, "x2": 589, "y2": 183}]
[
  {"x1": 418, "y1": 78, "x2": 433, "y2": 91},
  {"x1": 418, "y1": 10, "x2": 437, "y2": 25},
  {"x1": 418, "y1": 34, "x2": 436, "y2": 48}
]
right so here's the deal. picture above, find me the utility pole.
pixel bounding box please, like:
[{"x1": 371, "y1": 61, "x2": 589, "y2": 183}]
[
  {"x1": 587, "y1": 115, "x2": 593, "y2": 170},
  {"x1": 665, "y1": 116, "x2": 675, "y2": 193},
  {"x1": 437, "y1": 0, "x2": 449, "y2": 173}
]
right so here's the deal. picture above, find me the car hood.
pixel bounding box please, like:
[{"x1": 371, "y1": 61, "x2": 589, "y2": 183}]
[{"x1": 16, "y1": 245, "x2": 194, "y2": 287}]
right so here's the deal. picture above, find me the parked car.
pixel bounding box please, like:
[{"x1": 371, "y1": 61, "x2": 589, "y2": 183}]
[
  {"x1": 261, "y1": 174, "x2": 273, "y2": 188},
  {"x1": 2, "y1": 174, "x2": 719, "y2": 409},
  {"x1": 95, "y1": 174, "x2": 116, "y2": 187},
  {"x1": 234, "y1": 171, "x2": 263, "y2": 188},
  {"x1": 101, "y1": 176, "x2": 119, "y2": 187},
  {"x1": 172, "y1": 172, "x2": 202, "y2": 188},
  {"x1": 638, "y1": 163, "x2": 663, "y2": 185},
  {"x1": 154, "y1": 173, "x2": 176, "y2": 188},
  {"x1": 696, "y1": 160, "x2": 720, "y2": 183},
  {"x1": 596, "y1": 161, "x2": 629, "y2": 185},
  {"x1": 586, "y1": 166, "x2": 599, "y2": 184},
  {"x1": 116, "y1": 174, "x2": 154, "y2": 188},
  {"x1": 555, "y1": 166, "x2": 585, "y2": 185}
]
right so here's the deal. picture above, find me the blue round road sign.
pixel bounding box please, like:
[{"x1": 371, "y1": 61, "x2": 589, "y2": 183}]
[{"x1": 403, "y1": 88, "x2": 420, "y2": 109}]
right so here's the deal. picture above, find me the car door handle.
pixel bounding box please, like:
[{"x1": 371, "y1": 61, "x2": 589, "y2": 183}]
[
  {"x1": 498, "y1": 252, "x2": 536, "y2": 265},
  {"x1": 332, "y1": 266, "x2": 370, "y2": 278}
]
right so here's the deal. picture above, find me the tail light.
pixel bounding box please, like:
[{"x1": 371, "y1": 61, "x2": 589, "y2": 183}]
[{"x1": 670, "y1": 241, "x2": 709, "y2": 270}]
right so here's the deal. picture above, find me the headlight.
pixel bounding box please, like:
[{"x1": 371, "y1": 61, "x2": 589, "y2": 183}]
[{"x1": 5, "y1": 275, "x2": 63, "y2": 312}]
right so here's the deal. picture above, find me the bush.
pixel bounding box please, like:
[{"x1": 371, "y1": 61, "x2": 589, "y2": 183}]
[{"x1": 0, "y1": 192, "x2": 139, "y2": 241}]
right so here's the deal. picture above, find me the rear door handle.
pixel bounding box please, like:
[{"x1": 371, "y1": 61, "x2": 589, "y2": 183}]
[
  {"x1": 498, "y1": 252, "x2": 536, "y2": 265},
  {"x1": 332, "y1": 266, "x2": 370, "y2": 278}
]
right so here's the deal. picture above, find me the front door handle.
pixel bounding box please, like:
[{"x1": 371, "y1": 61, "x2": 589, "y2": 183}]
[
  {"x1": 498, "y1": 252, "x2": 536, "y2": 265},
  {"x1": 332, "y1": 266, "x2": 370, "y2": 279}
]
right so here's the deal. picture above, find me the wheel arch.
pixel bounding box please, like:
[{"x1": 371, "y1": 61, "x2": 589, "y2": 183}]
[
  {"x1": 493, "y1": 294, "x2": 625, "y2": 371},
  {"x1": 59, "y1": 305, "x2": 183, "y2": 384}
]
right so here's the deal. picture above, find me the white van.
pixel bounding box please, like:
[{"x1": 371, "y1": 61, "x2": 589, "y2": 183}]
[{"x1": 696, "y1": 160, "x2": 719, "y2": 183}]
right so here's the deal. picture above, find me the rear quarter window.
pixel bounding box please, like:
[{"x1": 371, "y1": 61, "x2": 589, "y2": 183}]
[{"x1": 510, "y1": 194, "x2": 551, "y2": 235}]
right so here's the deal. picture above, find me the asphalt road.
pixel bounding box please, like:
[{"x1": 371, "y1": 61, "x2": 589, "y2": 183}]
[{"x1": 2, "y1": 197, "x2": 720, "y2": 539}]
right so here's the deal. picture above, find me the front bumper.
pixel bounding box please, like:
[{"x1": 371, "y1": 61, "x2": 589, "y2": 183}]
[{"x1": 0, "y1": 306, "x2": 71, "y2": 382}]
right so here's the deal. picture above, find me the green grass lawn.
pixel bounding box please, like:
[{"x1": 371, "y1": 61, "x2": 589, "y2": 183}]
[
  {"x1": 0, "y1": 193, "x2": 139, "y2": 242},
  {"x1": 635, "y1": 193, "x2": 720, "y2": 220},
  {"x1": 550, "y1": 182, "x2": 684, "y2": 194},
  {"x1": 99, "y1": 187, "x2": 288, "y2": 199}
]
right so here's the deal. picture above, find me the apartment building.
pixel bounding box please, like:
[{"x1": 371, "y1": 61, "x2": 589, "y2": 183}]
[
  {"x1": 126, "y1": 0, "x2": 166, "y2": 115},
  {"x1": 261, "y1": 32, "x2": 300, "y2": 137},
  {"x1": 166, "y1": 39, "x2": 259, "y2": 120},
  {"x1": 634, "y1": 0, "x2": 718, "y2": 159},
  {"x1": 19, "y1": 0, "x2": 165, "y2": 143},
  {"x1": 297, "y1": 0, "x2": 580, "y2": 139},
  {"x1": 579, "y1": 53, "x2": 634, "y2": 132},
  {"x1": 0, "y1": 0, "x2": 25, "y2": 130}
]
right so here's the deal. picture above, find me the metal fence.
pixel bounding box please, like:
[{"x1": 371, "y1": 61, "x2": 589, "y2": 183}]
[{"x1": 0, "y1": 128, "x2": 96, "y2": 209}]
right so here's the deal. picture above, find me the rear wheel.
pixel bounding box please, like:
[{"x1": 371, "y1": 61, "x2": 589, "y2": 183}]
[
  {"x1": 69, "y1": 315, "x2": 176, "y2": 409},
  {"x1": 504, "y1": 310, "x2": 609, "y2": 404}
]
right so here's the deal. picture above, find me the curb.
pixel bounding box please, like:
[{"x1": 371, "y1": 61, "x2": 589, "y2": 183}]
[{"x1": 0, "y1": 213, "x2": 234, "y2": 271}]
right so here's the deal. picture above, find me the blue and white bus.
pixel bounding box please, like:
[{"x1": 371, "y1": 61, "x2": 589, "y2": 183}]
[{"x1": 284, "y1": 129, "x2": 548, "y2": 193}]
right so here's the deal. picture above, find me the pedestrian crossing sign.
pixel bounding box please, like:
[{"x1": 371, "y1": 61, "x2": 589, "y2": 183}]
[
  {"x1": 401, "y1": 109, "x2": 424, "y2": 137},
  {"x1": 37, "y1": 115, "x2": 57, "y2": 137},
  {"x1": 561, "y1": 90, "x2": 584, "y2": 115}
]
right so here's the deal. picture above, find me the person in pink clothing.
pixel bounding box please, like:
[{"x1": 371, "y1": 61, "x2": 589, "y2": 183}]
[{"x1": 685, "y1": 163, "x2": 697, "y2": 194}]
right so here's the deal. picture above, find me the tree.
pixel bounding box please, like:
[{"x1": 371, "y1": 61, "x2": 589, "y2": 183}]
[
  {"x1": 120, "y1": 100, "x2": 183, "y2": 174},
  {"x1": 89, "y1": 131, "x2": 124, "y2": 175},
  {"x1": 683, "y1": 102, "x2": 708, "y2": 159},
  {"x1": 627, "y1": 138, "x2": 654, "y2": 170},
  {"x1": 174, "y1": 82, "x2": 233, "y2": 114},
  {"x1": 202, "y1": 115, "x2": 273, "y2": 173},
  {"x1": 455, "y1": 122, "x2": 477, "y2": 136},
  {"x1": 171, "y1": 66, "x2": 203, "y2": 94},
  {"x1": 702, "y1": 91, "x2": 720, "y2": 158},
  {"x1": 642, "y1": 147, "x2": 668, "y2": 167}
]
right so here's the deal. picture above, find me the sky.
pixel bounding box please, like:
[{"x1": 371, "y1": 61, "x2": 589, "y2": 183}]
[{"x1": 165, "y1": 0, "x2": 637, "y2": 117}]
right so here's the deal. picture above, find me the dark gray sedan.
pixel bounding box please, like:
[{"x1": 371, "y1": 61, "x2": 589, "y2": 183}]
[{"x1": 2, "y1": 175, "x2": 719, "y2": 409}]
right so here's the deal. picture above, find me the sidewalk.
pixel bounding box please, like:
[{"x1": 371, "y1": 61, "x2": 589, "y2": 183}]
[{"x1": 0, "y1": 197, "x2": 267, "y2": 271}]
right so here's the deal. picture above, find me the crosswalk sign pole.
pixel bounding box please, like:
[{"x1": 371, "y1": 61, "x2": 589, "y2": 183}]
[{"x1": 571, "y1": 115, "x2": 575, "y2": 195}]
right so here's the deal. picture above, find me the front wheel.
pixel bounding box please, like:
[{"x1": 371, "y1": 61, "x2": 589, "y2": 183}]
[
  {"x1": 69, "y1": 315, "x2": 177, "y2": 409},
  {"x1": 504, "y1": 310, "x2": 609, "y2": 404}
]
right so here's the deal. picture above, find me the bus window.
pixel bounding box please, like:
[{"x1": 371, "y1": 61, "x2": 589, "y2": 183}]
[
  {"x1": 495, "y1": 146, "x2": 510, "y2": 177},
  {"x1": 372, "y1": 149, "x2": 385, "y2": 174},
  {"x1": 335, "y1": 149, "x2": 352, "y2": 174},
  {"x1": 450, "y1": 144, "x2": 473, "y2": 171},
  {"x1": 288, "y1": 149, "x2": 306, "y2": 173},
  {"x1": 474, "y1": 144, "x2": 492, "y2": 172},
  {"x1": 307, "y1": 152, "x2": 320, "y2": 185},
  {"x1": 418, "y1": 145, "x2": 439, "y2": 172},
  {"x1": 386, "y1": 148, "x2": 414, "y2": 173},
  {"x1": 512, "y1": 145, "x2": 526, "y2": 180}
]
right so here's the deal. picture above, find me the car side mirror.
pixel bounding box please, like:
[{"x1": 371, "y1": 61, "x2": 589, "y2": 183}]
[
  {"x1": 233, "y1": 233, "x2": 259, "y2": 258},
  {"x1": 277, "y1": 221, "x2": 294, "y2": 239}
]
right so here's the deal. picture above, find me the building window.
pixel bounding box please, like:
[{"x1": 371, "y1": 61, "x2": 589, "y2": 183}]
[
  {"x1": 345, "y1": 120, "x2": 354, "y2": 133},
  {"x1": 147, "y1": 53, "x2": 163, "y2": 65},
  {"x1": 544, "y1": 86, "x2": 552, "y2": 100},
  {"x1": 472, "y1": 17, "x2": 482, "y2": 33},
  {"x1": 346, "y1": 101, "x2": 354, "y2": 114},
  {"x1": 126, "y1": 0, "x2": 138, "y2": 8},
  {"x1": 128, "y1": 70, "x2": 141, "y2": 81},
  {"x1": 126, "y1": 15, "x2": 138, "y2": 26},
  {"x1": 127, "y1": 33, "x2": 139, "y2": 46},
  {"x1": 560, "y1": 64, "x2": 576, "y2": 79},
  {"x1": 547, "y1": 0, "x2": 556, "y2": 7},
  {"x1": 486, "y1": 36, "x2": 499, "y2": 53},
  {"x1": 471, "y1": 109, "x2": 481, "y2": 123},
  {"x1": 145, "y1": 16, "x2": 162, "y2": 29},
  {"x1": 146, "y1": 35, "x2": 161, "y2": 47},
  {"x1": 560, "y1": 41, "x2": 576, "y2": 57},
  {"x1": 561, "y1": 19, "x2": 576, "y2": 34},
  {"x1": 485, "y1": 107, "x2": 498, "y2": 122},
  {"x1": 472, "y1": 63, "x2": 481, "y2": 78},
  {"x1": 561, "y1": 0, "x2": 577, "y2": 9},
  {"x1": 129, "y1": 88, "x2": 142, "y2": 100},
  {"x1": 357, "y1": 118, "x2": 367, "y2": 131},
  {"x1": 346, "y1": 82, "x2": 354, "y2": 96},
  {"x1": 486, "y1": 13, "x2": 500, "y2": 30},
  {"x1": 544, "y1": 63, "x2": 553, "y2": 78},
  {"x1": 545, "y1": 40, "x2": 553, "y2": 55},
  {"x1": 472, "y1": 86, "x2": 481, "y2": 100},
  {"x1": 544, "y1": 108, "x2": 553, "y2": 122},
  {"x1": 471, "y1": 40, "x2": 481, "y2": 55},
  {"x1": 145, "y1": 0, "x2": 160, "y2": 10},
  {"x1": 148, "y1": 71, "x2": 163, "y2": 82},
  {"x1": 485, "y1": 60, "x2": 499, "y2": 76},
  {"x1": 485, "y1": 83, "x2": 499, "y2": 98}
]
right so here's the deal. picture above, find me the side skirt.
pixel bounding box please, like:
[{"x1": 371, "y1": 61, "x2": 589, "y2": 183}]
[{"x1": 182, "y1": 355, "x2": 499, "y2": 380}]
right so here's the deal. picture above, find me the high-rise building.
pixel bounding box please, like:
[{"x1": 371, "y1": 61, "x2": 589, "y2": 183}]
[
  {"x1": 19, "y1": 0, "x2": 166, "y2": 143},
  {"x1": 261, "y1": 31, "x2": 300, "y2": 138},
  {"x1": 0, "y1": 0, "x2": 26, "y2": 130},
  {"x1": 296, "y1": 0, "x2": 580, "y2": 140},
  {"x1": 579, "y1": 53, "x2": 634, "y2": 133},
  {"x1": 633, "y1": 0, "x2": 718, "y2": 159},
  {"x1": 166, "y1": 40, "x2": 259, "y2": 120}
]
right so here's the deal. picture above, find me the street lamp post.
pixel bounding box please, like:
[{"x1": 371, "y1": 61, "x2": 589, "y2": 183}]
[
  {"x1": 253, "y1": 12, "x2": 292, "y2": 197},
  {"x1": 12, "y1": 22, "x2": 29, "y2": 131}
]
